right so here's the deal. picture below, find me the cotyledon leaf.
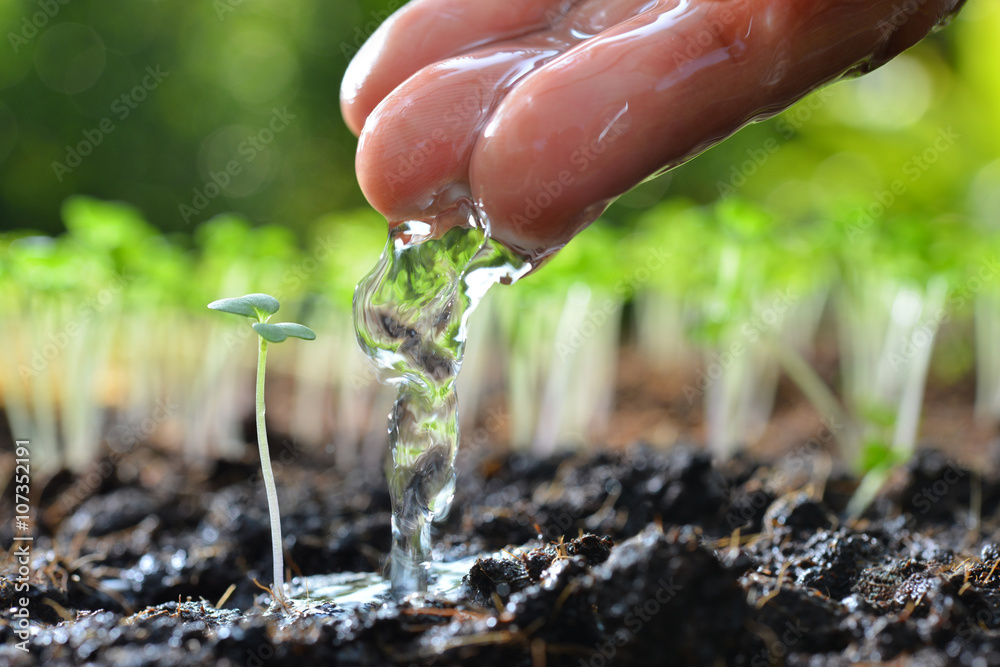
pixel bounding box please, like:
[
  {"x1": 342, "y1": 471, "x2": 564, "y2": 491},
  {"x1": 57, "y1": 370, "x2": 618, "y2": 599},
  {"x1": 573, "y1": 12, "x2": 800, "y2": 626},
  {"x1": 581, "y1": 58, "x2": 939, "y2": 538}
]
[
  {"x1": 208, "y1": 293, "x2": 281, "y2": 319},
  {"x1": 252, "y1": 321, "x2": 317, "y2": 343}
]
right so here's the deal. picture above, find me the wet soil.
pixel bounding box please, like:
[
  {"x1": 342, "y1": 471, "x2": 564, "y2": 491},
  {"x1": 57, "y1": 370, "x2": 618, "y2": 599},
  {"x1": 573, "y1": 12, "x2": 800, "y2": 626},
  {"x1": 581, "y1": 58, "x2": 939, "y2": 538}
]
[{"x1": 3, "y1": 442, "x2": 1000, "y2": 665}]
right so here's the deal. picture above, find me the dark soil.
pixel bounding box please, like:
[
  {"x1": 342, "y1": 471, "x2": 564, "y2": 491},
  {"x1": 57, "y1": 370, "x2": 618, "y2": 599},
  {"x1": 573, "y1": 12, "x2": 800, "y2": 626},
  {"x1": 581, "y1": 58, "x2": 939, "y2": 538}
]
[{"x1": 3, "y1": 442, "x2": 1000, "y2": 665}]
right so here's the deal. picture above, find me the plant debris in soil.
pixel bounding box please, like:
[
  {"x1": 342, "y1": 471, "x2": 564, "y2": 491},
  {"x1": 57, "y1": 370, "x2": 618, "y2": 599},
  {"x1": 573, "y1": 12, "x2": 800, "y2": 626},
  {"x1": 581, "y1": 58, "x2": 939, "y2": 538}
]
[{"x1": 4, "y1": 442, "x2": 1000, "y2": 665}]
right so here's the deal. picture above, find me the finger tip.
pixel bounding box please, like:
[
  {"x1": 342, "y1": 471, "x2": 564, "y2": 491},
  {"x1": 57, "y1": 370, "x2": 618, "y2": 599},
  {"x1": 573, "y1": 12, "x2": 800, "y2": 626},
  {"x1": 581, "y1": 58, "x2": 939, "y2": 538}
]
[
  {"x1": 354, "y1": 106, "x2": 458, "y2": 222},
  {"x1": 471, "y1": 101, "x2": 612, "y2": 256},
  {"x1": 354, "y1": 130, "x2": 394, "y2": 219},
  {"x1": 340, "y1": 11, "x2": 406, "y2": 136},
  {"x1": 341, "y1": 101, "x2": 365, "y2": 137}
]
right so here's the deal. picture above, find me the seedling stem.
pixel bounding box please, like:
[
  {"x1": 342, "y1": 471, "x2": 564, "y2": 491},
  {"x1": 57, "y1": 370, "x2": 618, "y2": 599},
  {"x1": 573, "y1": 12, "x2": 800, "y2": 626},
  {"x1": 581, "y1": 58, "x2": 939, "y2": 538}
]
[
  {"x1": 256, "y1": 335, "x2": 285, "y2": 606},
  {"x1": 207, "y1": 292, "x2": 315, "y2": 611}
]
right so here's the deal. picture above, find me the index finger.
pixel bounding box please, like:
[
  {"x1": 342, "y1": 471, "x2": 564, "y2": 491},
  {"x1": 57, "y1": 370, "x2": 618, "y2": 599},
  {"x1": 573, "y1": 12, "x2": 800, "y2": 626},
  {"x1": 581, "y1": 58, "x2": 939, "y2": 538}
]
[{"x1": 341, "y1": 0, "x2": 579, "y2": 134}]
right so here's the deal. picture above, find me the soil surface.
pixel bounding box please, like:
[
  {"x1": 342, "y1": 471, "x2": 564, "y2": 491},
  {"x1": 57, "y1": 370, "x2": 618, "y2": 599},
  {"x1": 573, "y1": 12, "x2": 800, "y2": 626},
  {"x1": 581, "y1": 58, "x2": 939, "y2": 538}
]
[{"x1": 3, "y1": 441, "x2": 1000, "y2": 666}]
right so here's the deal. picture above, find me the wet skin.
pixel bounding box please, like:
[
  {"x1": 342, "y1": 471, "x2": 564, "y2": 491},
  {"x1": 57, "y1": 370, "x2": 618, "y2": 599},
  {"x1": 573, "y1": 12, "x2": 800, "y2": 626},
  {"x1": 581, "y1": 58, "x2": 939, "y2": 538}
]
[{"x1": 342, "y1": 0, "x2": 966, "y2": 262}]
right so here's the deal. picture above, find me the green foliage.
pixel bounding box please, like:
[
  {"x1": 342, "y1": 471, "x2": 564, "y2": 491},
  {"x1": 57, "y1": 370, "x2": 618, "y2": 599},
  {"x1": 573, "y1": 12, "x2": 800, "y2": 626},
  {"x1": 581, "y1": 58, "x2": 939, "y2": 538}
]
[
  {"x1": 522, "y1": 223, "x2": 629, "y2": 296},
  {"x1": 208, "y1": 293, "x2": 280, "y2": 320},
  {"x1": 0, "y1": 0, "x2": 370, "y2": 235},
  {"x1": 252, "y1": 321, "x2": 317, "y2": 343},
  {"x1": 62, "y1": 197, "x2": 156, "y2": 255},
  {"x1": 208, "y1": 292, "x2": 315, "y2": 346},
  {"x1": 2, "y1": 0, "x2": 999, "y2": 484},
  {"x1": 624, "y1": 196, "x2": 831, "y2": 346},
  {"x1": 313, "y1": 209, "x2": 395, "y2": 307},
  {"x1": 858, "y1": 440, "x2": 912, "y2": 475}
]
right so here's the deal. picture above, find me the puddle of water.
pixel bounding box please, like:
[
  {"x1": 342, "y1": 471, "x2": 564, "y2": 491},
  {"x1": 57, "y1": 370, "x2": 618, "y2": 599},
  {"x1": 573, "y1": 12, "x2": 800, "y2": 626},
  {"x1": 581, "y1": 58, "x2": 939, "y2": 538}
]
[{"x1": 284, "y1": 555, "x2": 483, "y2": 614}]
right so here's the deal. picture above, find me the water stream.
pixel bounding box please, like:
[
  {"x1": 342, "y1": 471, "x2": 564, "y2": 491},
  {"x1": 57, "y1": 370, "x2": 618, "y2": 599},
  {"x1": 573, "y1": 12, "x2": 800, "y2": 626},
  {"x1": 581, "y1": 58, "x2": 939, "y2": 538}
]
[{"x1": 354, "y1": 202, "x2": 531, "y2": 595}]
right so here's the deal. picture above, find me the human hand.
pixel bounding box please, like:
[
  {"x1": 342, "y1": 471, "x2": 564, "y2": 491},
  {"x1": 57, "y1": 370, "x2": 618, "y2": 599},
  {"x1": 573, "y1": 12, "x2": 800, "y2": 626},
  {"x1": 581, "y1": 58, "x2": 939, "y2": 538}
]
[{"x1": 342, "y1": 0, "x2": 965, "y2": 261}]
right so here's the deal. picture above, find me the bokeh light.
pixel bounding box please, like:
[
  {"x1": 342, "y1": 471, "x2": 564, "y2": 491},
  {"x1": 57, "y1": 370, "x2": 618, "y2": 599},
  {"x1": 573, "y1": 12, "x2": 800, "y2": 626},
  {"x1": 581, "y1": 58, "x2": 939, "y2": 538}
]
[{"x1": 34, "y1": 23, "x2": 107, "y2": 94}]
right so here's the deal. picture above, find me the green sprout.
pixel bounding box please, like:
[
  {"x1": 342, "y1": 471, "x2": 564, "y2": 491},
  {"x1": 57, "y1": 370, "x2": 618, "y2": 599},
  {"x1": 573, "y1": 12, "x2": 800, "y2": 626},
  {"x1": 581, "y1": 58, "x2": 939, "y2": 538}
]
[{"x1": 207, "y1": 292, "x2": 315, "y2": 609}]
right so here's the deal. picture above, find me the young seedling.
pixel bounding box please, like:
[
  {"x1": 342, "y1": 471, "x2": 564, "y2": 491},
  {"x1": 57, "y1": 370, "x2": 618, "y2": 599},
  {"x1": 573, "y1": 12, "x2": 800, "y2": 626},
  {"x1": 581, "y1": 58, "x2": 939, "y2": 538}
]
[{"x1": 208, "y1": 292, "x2": 315, "y2": 609}]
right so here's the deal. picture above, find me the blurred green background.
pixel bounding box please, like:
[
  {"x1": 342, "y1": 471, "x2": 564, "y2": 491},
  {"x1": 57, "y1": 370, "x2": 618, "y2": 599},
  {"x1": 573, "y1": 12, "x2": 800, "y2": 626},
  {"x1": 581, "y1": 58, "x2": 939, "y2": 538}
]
[
  {"x1": 0, "y1": 0, "x2": 390, "y2": 235},
  {"x1": 0, "y1": 0, "x2": 995, "y2": 237},
  {"x1": 2, "y1": 0, "x2": 1000, "y2": 477}
]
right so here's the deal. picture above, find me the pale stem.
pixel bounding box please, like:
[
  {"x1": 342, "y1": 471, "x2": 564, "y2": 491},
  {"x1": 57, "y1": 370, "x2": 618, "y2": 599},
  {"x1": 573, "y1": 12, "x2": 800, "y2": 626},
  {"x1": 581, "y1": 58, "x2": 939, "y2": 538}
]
[{"x1": 256, "y1": 336, "x2": 286, "y2": 607}]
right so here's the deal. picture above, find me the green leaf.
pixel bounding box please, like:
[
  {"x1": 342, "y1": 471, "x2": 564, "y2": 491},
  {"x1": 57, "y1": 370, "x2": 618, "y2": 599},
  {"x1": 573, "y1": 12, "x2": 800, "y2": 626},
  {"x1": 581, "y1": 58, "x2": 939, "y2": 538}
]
[
  {"x1": 252, "y1": 321, "x2": 316, "y2": 343},
  {"x1": 858, "y1": 440, "x2": 910, "y2": 474},
  {"x1": 62, "y1": 196, "x2": 155, "y2": 251},
  {"x1": 275, "y1": 323, "x2": 317, "y2": 340},
  {"x1": 208, "y1": 293, "x2": 280, "y2": 319}
]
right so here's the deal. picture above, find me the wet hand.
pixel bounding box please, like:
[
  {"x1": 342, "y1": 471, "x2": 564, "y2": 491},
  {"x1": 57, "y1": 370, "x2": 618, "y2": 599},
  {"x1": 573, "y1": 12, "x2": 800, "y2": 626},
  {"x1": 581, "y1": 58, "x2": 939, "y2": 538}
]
[{"x1": 342, "y1": 0, "x2": 965, "y2": 261}]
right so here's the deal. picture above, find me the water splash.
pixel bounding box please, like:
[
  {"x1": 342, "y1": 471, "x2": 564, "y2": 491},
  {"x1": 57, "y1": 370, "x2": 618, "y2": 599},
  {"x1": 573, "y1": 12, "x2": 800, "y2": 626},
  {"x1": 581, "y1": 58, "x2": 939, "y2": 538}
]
[
  {"x1": 354, "y1": 203, "x2": 530, "y2": 595},
  {"x1": 283, "y1": 555, "x2": 482, "y2": 616}
]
